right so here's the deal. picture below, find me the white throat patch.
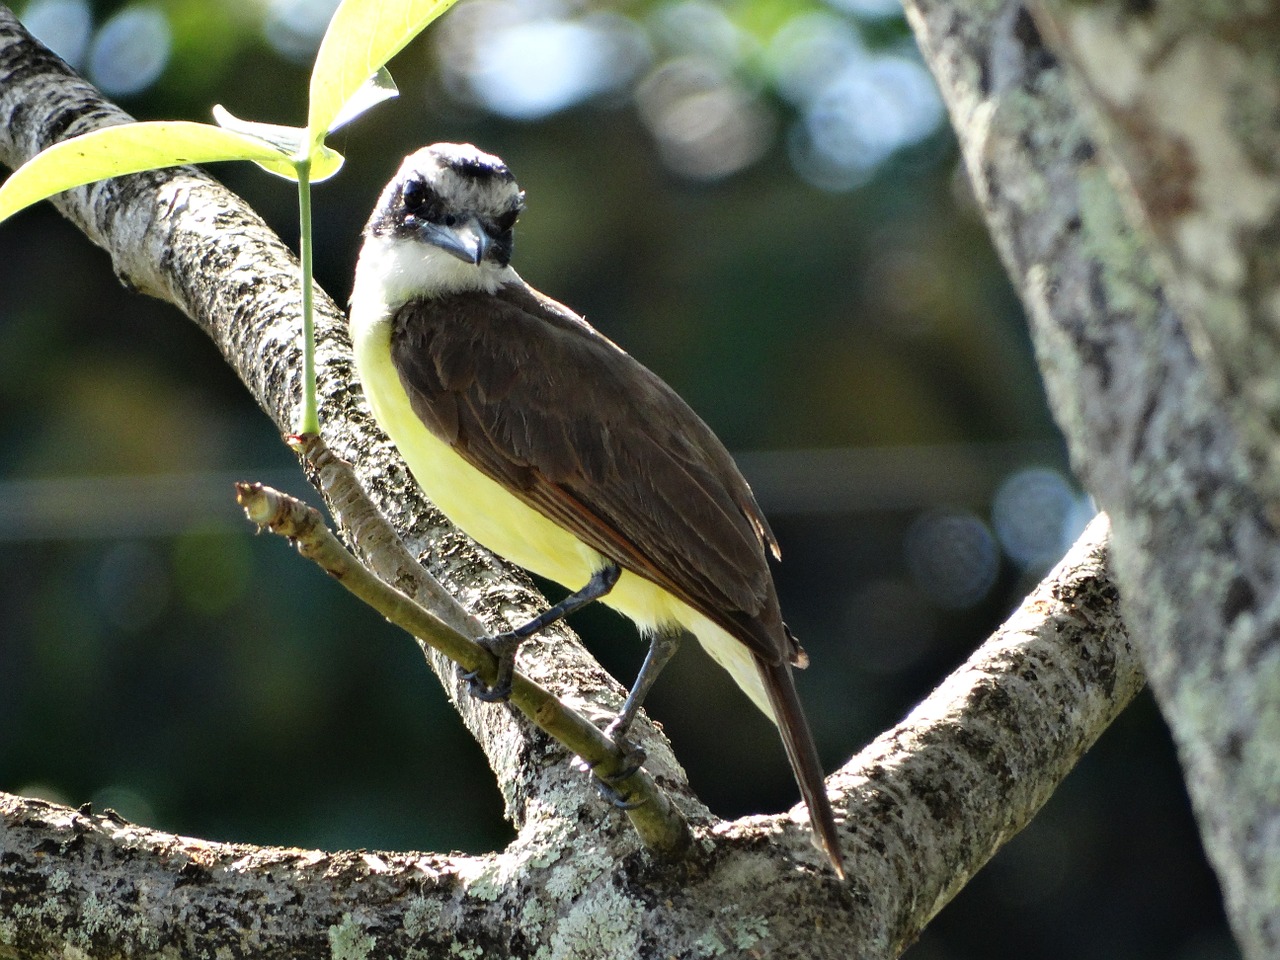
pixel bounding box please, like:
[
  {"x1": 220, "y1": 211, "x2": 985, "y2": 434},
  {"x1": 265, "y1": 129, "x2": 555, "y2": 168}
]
[{"x1": 350, "y1": 233, "x2": 519, "y2": 324}]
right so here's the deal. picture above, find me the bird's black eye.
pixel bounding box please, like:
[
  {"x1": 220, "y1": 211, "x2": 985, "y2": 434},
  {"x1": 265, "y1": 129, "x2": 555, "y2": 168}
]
[{"x1": 402, "y1": 178, "x2": 427, "y2": 211}]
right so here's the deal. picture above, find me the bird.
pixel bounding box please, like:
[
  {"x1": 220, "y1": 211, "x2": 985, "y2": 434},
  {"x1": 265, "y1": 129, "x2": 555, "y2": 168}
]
[{"x1": 348, "y1": 142, "x2": 843, "y2": 877}]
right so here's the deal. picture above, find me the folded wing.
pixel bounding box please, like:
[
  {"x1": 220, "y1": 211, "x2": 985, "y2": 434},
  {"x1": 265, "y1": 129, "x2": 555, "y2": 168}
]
[{"x1": 390, "y1": 283, "x2": 790, "y2": 665}]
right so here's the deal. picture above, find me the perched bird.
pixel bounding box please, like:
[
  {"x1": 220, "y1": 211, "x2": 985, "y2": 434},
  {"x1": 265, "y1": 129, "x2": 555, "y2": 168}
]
[{"x1": 348, "y1": 142, "x2": 842, "y2": 876}]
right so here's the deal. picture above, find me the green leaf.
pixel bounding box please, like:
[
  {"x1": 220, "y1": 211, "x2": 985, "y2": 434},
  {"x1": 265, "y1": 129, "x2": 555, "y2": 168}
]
[
  {"x1": 0, "y1": 121, "x2": 293, "y2": 224},
  {"x1": 251, "y1": 146, "x2": 345, "y2": 183},
  {"x1": 212, "y1": 104, "x2": 306, "y2": 155},
  {"x1": 211, "y1": 106, "x2": 346, "y2": 182},
  {"x1": 326, "y1": 67, "x2": 399, "y2": 135},
  {"x1": 306, "y1": 0, "x2": 460, "y2": 148}
]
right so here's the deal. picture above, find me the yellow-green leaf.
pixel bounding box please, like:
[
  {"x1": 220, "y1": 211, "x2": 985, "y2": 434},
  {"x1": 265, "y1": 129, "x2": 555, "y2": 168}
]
[
  {"x1": 0, "y1": 121, "x2": 291, "y2": 224},
  {"x1": 213, "y1": 104, "x2": 306, "y2": 156},
  {"x1": 252, "y1": 144, "x2": 346, "y2": 183},
  {"x1": 326, "y1": 67, "x2": 398, "y2": 135},
  {"x1": 212, "y1": 106, "x2": 346, "y2": 182},
  {"x1": 306, "y1": 0, "x2": 460, "y2": 149}
]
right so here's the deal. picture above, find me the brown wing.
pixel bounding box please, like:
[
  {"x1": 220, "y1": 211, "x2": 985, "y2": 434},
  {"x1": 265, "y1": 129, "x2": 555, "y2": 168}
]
[{"x1": 390, "y1": 283, "x2": 788, "y2": 664}]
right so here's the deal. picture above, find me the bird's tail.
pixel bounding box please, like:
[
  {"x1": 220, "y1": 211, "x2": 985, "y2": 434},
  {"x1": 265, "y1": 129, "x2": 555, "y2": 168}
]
[{"x1": 757, "y1": 657, "x2": 845, "y2": 879}]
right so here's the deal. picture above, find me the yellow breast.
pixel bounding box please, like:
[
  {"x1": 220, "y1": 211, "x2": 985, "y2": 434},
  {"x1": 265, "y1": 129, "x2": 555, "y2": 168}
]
[{"x1": 349, "y1": 308, "x2": 774, "y2": 721}]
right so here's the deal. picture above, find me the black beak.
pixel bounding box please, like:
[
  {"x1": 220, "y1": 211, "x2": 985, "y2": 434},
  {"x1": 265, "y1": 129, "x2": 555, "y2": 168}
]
[{"x1": 420, "y1": 218, "x2": 492, "y2": 265}]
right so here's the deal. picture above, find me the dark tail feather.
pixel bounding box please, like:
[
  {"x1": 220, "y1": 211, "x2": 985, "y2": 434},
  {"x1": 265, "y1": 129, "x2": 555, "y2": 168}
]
[{"x1": 757, "y1": 657, "x2": 845, "y2": 879}]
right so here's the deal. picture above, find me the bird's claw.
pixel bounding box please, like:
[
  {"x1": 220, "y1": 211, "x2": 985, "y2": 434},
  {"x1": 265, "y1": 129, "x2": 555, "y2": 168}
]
[
  {"x1": 594, "y1": 777, "x2": 647, "y2": 810},
  {"x1": 575, "y1": 720, "x2": 649, "y2": 809},
  {"x1": 456, "y1": 664, "x2": 512, "y2": 702},
  {"x1": 457, "y1": 631, "x2": 521, "y2": 702},
  {"x1": 577, "y1": 754, "x2": 648, "y2": 809}
]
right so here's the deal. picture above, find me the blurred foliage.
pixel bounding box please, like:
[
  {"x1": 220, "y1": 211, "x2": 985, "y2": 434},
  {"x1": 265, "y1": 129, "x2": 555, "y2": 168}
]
[{"x1": 0, "y1": 1, "x2": 1238, "y2": 958}]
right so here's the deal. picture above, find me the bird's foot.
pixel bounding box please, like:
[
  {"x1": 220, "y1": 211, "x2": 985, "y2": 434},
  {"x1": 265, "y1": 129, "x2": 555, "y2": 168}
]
[
  {"x1": 457, "y1": 631, "x2": 521, "y2": 702},
  {"x1": 575, "y1": 718, "x2": 649, "y2": 809},
  {"x1": 602, "y1": 716, "x2": 647, "y2": 768}
]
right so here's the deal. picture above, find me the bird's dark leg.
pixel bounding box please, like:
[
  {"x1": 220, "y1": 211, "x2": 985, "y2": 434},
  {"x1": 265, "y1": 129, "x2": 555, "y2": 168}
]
[
  {"x1": 461, "y1": 562, "x2": 622, "y2": 702},
  {"x1": 586, "y1": 629, "x2": 683, "y2": 808},
  {"x1": 509, "y1": 562, "x2": 622, "y2": 640},
  {"x1": 607, "y1": 629, "x2": 682, "y2": 744}
]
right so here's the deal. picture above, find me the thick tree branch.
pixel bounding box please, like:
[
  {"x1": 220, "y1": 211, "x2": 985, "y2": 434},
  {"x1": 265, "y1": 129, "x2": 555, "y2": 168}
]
[
  {"x1": 0, "y1": 4, "x2": 1166, "y2": 956},
  {"x1": 1, "y1": 516, "x2": 1139, "y2": 958},
  {"x1": 903, "y1": 1, "x2": 1280, "y2": 955},
  {"x1": 236, "y1": 446, "x2": 691, "y2": 858},
  {"x1": 828, "y1": 514, "x2": 1141, "y2": 954},
  {"x1": 0, "y1": 2, "x2": 668, "y2": 842},
  {"x1": 1030, "y1": 1, "x2": 1280, "y2": 509}
]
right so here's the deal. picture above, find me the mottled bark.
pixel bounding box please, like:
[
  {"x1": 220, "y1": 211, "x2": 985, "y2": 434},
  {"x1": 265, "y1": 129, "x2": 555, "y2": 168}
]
[
  {"x1": 1033, "y1": 1, "x2": 1280, "y2": 506},
  {"x1": 1, "y1": 5, "x2": 1143, "y2": 957},
  {"x1": 902, "y1": 1, "x2": 1280, "y2": 955},
  {"x1": 2, "y1": 519, "x2": 1138, "y2": 958},
  {"x1": 0, "y1": 3, "x2": 639, "y2": 837},
  {"x1": 238, "y1": 453, "x2": 692, "y2": 858}
]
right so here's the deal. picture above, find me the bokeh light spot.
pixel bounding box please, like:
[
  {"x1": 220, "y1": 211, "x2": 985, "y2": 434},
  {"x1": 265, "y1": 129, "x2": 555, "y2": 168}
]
[
  {"x1": 791, "y1": 52, "x2": 945, "y2": 190},
  {"x1": 636, "y1": 57, "x2": 774, "y2": 180},
  {"x1": 651, "y1": 0, "x2": 756, "y2": 68},
  {"x1": 437, "y1": 1, "x2": 650, "y2": 120},
  {"x1": 767, "y1": 13, "x2": 865, "y2": 107},
  {"x1": 262, "y1": 0, "x2": 340, "y2": 64},
  {"x1": 16, "y1": 782, "x2": 71, "y2": 805},
  {"x1": 992, "y1": 467, "x2": 1091, "y2": 571},
  {"x1": 86, "y1": 6, "x2": 172, "y2": 97},
  {"x1": 904, "y1": 509, "x2": 999, "y2": 610},
  {"x1": 91, "y1": 784, "x2": 157, "y2": 826},
  {"x1": 474, "y1": 17, "x2": 647, "y2": 119},
  {"x1": 19, "y1": 0, "x2": 93, "y2": 68},
  {"x1": 824, "y1": 0, "x2": 906, "y2": 20}
]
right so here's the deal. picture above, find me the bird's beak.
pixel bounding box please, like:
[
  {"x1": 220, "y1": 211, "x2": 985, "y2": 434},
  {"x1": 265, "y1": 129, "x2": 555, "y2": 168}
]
[{"x1": 421, "y1": 218, "x2": 492, "y2": 265}]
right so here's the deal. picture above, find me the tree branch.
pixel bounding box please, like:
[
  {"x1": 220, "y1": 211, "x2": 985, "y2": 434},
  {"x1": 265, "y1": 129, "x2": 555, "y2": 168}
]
[
  {"x1": 1029, "y1": 0, "x2": 1280, "y2": 510},
  {"x1": 0, "y1": 4, "x2": 1146, "y2": 953},
  {"x1": 236, "y1": 438, "x2": 691, "y2": 858},
  {"x1": 0, "y1": 4, "x2": 1153, "y2": 955},
  {"x1": 902, "y1": 1, "x2": 1280, "y2": 954},
  {"x1": 1, "y1": 516, "x2": 1139, "y2": 958},
  {"x1": 0, "y1": 2, "x2": 662, "y2": 840},
  {"x1": 828, "y1": 515, "x2": 1140, "y2": 954}
]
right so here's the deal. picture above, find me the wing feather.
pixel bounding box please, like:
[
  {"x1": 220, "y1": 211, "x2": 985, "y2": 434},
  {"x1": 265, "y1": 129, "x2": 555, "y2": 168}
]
[{"x1": 391, "y1": 284, "x2": 786, "y2": 662}]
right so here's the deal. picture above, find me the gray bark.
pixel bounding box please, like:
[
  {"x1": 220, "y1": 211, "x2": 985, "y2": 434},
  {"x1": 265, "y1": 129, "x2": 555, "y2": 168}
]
[
  {"x1": 1, "y1": 518, "x2": 1136, "y2": 958},
  {"x1": 902, "y1": 1, "x2": 1280, "y2": 955},
  {"x1": 1033, "y1": 0, "x2": 1280, "y2": 504},
  {"x1": 0, "y1": 6, "x2": 1142, "y2": 957}
]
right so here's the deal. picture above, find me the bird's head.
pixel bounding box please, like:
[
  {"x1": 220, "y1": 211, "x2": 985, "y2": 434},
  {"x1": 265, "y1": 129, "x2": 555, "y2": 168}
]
[{"x1": 361, "y1": 143, "x2": 526, "y2": 299}]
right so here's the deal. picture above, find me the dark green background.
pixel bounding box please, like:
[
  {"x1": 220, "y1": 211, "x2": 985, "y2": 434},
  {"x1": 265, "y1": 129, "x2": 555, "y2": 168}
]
[{"x1": 0, "y1": 1, "x2": 1236, "y2": 957}]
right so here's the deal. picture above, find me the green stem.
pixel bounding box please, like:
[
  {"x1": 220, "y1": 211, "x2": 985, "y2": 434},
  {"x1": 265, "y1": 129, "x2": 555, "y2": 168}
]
[{"x1": 296, "y1": 159, "x2": 319, "y2": 435}]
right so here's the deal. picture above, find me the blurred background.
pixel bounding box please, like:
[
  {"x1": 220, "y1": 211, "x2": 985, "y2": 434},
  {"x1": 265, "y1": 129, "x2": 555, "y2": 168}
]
[{"x1": 0, "y1": 0, "x2": 1237, "y2": 956}]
